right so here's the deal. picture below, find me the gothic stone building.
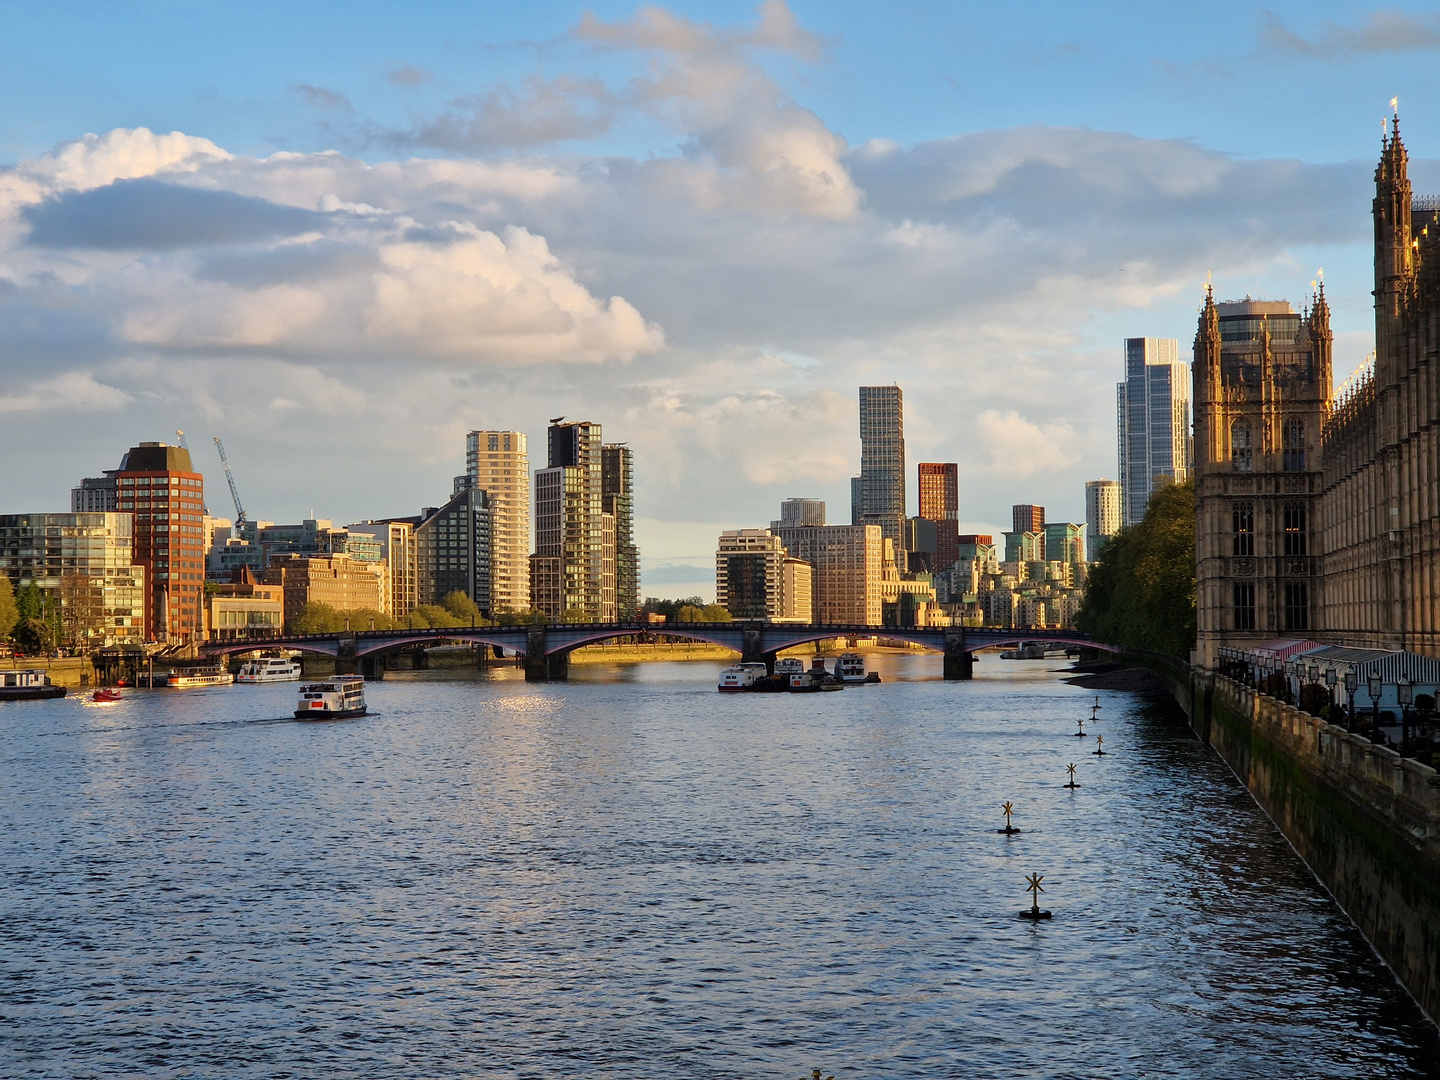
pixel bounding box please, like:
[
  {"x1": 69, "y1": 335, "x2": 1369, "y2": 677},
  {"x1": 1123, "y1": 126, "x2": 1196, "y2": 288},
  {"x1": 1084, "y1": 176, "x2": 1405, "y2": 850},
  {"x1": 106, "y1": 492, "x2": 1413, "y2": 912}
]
[{"x1": 1196, "y1": 114, "x2": 1440, "y2": 665}]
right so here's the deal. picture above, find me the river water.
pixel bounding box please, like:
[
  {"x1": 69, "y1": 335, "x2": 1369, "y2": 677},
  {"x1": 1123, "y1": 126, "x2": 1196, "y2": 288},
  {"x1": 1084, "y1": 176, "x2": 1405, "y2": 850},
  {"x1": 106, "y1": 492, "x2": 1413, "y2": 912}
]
[{"x1": 2, "y1": 656, "x2": 1437, "y2": 1079}]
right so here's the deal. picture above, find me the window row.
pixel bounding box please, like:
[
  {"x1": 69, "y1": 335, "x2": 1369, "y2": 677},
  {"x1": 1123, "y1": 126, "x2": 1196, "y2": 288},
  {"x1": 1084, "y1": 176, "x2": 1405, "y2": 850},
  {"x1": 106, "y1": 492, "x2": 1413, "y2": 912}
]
[
  {"x1": 1231, "y1": 502, "x2": 1307, "y2": 556},
  {"x1": 1232, "y1": 581, "x2": 1308, "y2": 630}
]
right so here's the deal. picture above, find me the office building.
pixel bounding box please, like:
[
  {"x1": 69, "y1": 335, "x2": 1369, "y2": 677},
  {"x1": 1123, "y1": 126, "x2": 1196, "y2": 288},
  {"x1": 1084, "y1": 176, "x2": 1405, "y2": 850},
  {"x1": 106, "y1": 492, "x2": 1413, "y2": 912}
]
[
  {"x1": 347, "y1": 520, "x2": 419, "y2": 618},
  {"x1": 771, "y1": 524, "x2": 883, "y2": 625},
  {"x1": 466, "y1": 430, "x2": 530, "y2": 613},
  {"x1": 114, "y1": 442, "x2": 207, "y2": 642},
  {"x1": 262, "y1": 553, "x2": 388, "y2": 627},
  {"x1": 1118, "y1": 337, "x2": 1191, "y2": 528},
  {"x1": 1042, "y1": 522, "x2": 1085, "y2": 565},
  {"x1": 772, "y1": 498, "x2": 826, "y2": 530},
  {"x1": 601, "y1": 443, "x2": 639, "y2": 619},
  {"x1": 855, "y1": 386, "x2": 905, "y2": 559},
  {"x1": 0, "y1": 513, "x2": 146, "y2": 648},
  {"x1": 205, "y1": 572, "x2": 284, "y2": 640},
  {"x1": 902, "y1": 516, "x2": 938, "y2": 574},
  {"x1": 780, "y1": 557, "x2": 813, "y2": 622},
  {"x1": 71, "y1": 474, "x2": 119, "y2": 512},
  {"x1": 713, "y1": 529, "x2": 809, "y2": 623},
  {"x1": 1085, "y1": 479, "x2": 1121, "y2": 561},
  {"x1": 917, "y1": 463, "x2": 959, "y2": 570}
]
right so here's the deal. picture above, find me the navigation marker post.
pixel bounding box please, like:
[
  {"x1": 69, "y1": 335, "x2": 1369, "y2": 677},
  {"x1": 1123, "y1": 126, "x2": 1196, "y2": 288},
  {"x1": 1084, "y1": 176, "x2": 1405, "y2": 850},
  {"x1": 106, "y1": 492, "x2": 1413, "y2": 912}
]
[
  {"x1": 1064, "y1": 763, "x2": 1080, "y2": 789},
  {"x1": 1092, "y1": 734, "x2": 1107, "y2": 756},
  {"x1": 1019, "y1": 872, "x2": 1052, "y2": 920},
  {"x1": 997, "y1": 800, "x2": 1021, "y2": 835}
]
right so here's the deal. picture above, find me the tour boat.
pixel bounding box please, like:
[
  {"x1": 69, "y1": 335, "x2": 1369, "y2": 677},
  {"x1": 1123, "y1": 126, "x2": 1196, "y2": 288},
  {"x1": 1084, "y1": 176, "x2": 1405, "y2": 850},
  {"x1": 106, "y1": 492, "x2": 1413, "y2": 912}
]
[
  {"x1": 0, "y1": 670, "x2": 66, "y2": 701},
  {"x1": 295, "y1": 675, "x2": 367, "y2": 720},
  {"x1": 837, "y1": 652, "x2": 882, "y2": 684},
  {"x1": 236, "y1": 656, "x2": 303, "y2": 683},
  {"x1": 92, "y1": 688, "x2": 123, "y2": 703},
  {"x1": 790, "y1": 657, "x2": 841, "y2": 692},
  {"x1": 165, "y1": 667, "x2": 236, "y2": 688}
]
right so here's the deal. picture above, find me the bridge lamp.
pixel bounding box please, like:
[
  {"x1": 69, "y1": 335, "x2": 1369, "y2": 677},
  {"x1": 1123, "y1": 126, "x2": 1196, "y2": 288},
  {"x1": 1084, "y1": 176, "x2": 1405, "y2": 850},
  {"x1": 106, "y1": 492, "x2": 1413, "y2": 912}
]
[
  {"x1": 1398, "y1": 676, "x2": 1413, "y2": 707},
  {"x1": 1308, "y1": 662, "x2": 1320, "y2": 683},
  {"x1": 1344, "y1": 671, "x2": 1357, "y2": 695},
  {"x1": 1367, "y1": 672, "x2": 1383, "y2": 702},
  {"x1": 1325, "y1": 667, "x2": 1337, "y2": 688}
]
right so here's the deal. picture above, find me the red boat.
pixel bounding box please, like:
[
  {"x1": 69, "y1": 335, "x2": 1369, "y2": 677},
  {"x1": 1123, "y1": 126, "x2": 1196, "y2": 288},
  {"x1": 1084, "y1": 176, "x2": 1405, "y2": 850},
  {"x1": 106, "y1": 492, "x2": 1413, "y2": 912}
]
[{"x1": 92, "y1": 688, "x2": 123, "y2": 702}]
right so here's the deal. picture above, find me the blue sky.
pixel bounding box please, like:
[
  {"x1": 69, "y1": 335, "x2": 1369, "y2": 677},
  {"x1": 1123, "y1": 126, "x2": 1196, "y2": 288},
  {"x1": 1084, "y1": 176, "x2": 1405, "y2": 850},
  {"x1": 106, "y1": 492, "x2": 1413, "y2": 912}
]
[{"x1": 2, "y1": 1, "x2": 1438, "y2": 598}]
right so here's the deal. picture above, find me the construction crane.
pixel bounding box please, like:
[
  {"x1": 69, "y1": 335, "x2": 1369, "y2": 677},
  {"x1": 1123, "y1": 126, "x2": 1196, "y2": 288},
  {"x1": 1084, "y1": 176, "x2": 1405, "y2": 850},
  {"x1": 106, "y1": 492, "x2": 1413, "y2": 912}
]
[
  {"x1": 213, "y1": 437, "x2": 247, "y2": 529},
  {"x1": 174, "y1": 429, "x2": 189, "y2": 449}
]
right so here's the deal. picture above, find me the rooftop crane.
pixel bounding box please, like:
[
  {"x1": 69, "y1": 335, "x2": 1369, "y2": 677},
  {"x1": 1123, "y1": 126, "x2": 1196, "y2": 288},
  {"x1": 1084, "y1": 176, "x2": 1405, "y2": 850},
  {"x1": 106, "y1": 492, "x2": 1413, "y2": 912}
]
[
  {"x1": 213, "y1": 437, "x2": 247, "y2": 529},
  {"x1": 175, "y1": 429, "x2": 189, "y2": 449}
]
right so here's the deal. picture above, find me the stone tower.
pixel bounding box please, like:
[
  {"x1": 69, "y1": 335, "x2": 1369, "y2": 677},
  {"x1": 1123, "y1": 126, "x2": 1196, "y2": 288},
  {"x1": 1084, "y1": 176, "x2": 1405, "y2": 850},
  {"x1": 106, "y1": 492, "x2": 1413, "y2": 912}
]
[{"x1": 1193, "y1": 287, "x2": 1332, "y2": 665}]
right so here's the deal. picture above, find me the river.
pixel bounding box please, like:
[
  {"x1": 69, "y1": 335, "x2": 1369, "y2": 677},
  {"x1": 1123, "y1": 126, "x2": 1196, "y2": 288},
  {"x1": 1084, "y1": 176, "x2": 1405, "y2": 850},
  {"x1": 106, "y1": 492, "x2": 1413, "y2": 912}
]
[{"x1": 2, "y1": 655, "x2": 1437, "y2": 1078}]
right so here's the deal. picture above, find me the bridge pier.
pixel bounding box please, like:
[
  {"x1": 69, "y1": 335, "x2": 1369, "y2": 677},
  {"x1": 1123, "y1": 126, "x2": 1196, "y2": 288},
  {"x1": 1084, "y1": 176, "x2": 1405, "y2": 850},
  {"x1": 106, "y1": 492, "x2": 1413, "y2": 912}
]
[
  {"x1": 335, "y1": 634, "x2": 358, "y2": 675},
  {"x1": 740, "y1": 624, "x2": 774, "y2": 674},
  {"x1": 525, "y1": 627, "x2": 569, "y2": 682},
  {"x1": 943, "y1": 630, "x2": 974, "y2": 681},
  {"x1": 358, "y1": 654, "x2": 386, "y2": 680}
]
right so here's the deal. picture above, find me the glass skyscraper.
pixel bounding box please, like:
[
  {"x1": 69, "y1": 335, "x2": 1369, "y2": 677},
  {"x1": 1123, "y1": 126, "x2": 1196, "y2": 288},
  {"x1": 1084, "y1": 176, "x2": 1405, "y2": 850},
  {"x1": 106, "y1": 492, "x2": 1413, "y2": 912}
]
[
  {"x1": 854, "y1": 386, "x2": 905, "y2": 557},
  {"x1": 1117, "y1": 338, "x2": 1191, "y2": 528}
]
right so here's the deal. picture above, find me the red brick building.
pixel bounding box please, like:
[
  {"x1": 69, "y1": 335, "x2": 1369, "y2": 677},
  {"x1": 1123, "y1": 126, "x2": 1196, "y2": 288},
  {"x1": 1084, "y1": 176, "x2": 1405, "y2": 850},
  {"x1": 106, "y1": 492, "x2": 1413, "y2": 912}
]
[{"x1": 114, "y1": 442, "x2": 207, "y2": 642}]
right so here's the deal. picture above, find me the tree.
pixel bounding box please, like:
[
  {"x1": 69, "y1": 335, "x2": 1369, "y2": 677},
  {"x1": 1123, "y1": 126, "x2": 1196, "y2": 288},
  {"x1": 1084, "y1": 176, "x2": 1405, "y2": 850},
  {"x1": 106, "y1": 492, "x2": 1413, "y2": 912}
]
[
  {"x1": 14, "y1": 617, "x2": 55, "y2": 655},
  {"x1": 0, "y1": 576, "x2": 17, "y2": 641},
  {"x1": 291, "y1": 602, "x2": 346, "y2": 634},
  {"x1": 677, "y1": 603, "x2": 732, "y2": 623},
  {"x1": 413, "y1": 604, "x2": 461, "y2": 628},
  {"x1": 1076, "y1": 478, "x2": 1196, "y2": 659},
  {"x1": 562, "y1": 606, "x2": 594, "y2": 624},
  {"x1": 441, "y1": 590, "x2": 482, "y2": 623}
]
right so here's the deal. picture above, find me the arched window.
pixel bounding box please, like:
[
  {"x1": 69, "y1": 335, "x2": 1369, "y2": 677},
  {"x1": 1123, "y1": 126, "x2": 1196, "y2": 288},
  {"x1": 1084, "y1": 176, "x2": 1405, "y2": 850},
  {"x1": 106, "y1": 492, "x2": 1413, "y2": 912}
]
[
  {"x1": 1282, "y1": 418, "x2": 1305, "y2": 471},
  {"x1": 1231, "y1": 419, "x2": 1253, "y2": 472}
]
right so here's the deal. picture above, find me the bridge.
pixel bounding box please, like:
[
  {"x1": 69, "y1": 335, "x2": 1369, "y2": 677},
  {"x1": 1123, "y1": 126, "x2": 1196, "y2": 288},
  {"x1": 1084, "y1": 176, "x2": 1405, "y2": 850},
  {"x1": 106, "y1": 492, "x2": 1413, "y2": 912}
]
[{"x1": 201, "y1": 623, "x2": 1105, "y2": 681}]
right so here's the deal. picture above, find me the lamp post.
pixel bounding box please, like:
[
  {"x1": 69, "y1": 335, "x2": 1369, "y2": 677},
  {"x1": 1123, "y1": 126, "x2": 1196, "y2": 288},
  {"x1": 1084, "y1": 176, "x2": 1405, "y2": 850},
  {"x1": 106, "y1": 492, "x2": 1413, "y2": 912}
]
[
  {"x1": 1368, "y1": 671, "x2": 1383, "y2": 743},
  {"x1": 1344, "y1": 670, "x2": 1357, "y2": 733},
  {"x1": 1325, "y1": 667, "x2": 1337, "y2": 720},
  {"x1": 1398, "y1": 676, "x2": 1414, "y2": 753}
]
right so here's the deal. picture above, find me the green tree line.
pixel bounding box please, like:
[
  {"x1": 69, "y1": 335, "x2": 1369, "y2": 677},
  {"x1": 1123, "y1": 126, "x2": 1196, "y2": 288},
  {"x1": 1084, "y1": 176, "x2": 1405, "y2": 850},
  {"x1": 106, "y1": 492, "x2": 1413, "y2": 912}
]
[{"x1": 1076, "y1": 478, "x2": 1196, "y2": 659}]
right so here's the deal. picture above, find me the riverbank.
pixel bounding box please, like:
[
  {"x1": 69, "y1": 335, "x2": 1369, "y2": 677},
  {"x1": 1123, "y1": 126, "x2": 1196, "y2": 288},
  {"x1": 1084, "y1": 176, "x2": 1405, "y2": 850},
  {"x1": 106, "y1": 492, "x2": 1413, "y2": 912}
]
[{"x1": 1117, "y1": 651, "x2": 1440, "y2": 1026}]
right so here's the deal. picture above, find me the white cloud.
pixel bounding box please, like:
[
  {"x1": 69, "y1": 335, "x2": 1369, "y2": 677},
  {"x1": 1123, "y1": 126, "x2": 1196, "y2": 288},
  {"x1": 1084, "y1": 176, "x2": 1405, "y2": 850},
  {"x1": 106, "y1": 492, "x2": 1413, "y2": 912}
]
[
  {"x1": 974, "y1": 409, "x2": 1082, "y2": 478},
  {"x1": 0, "y1": 371, "x2": 132, "y2": 414}
]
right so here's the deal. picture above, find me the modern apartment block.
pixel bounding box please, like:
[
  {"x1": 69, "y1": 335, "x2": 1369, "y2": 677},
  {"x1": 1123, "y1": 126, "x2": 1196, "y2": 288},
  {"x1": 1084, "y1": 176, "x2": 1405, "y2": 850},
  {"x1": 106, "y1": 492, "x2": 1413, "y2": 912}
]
[
  {"x1": 771, "y1": 523, "x2": 883, "y2": 625},
  {"x1": 1084, "y1": 479, "x2": 1121, "y2": 561},
  {"x1": 114, "y1": 442, "x2": 208, "y2": 641},
  {"x1": 1003, "y1": 530, "x2": 1044, "y2": 564},
  {"x1": 854, "y1": 386, "x2": 905, "y2": 561},
  {"x1": 714, "y1": 529, "x2": 812, "y2": 623},
  {"x1": 465, "y1": 430, "x2": 530, "y2": 613},
  {"x1": 0, "y1": 513, "x2": 146, "y2": 647},
  {"x1": 1118, "y1": 337, "x2": 1191, "y2": 528},
  {"x1": 415, "y1": 484, "x2": 492, "y2": 613},
  {"x1": 532, "y1": 420, "x2": 604, "y2": 620},
  {"x1": 601, "y1": 443, "x2": 639, "y2": 619},
  {"x1": 917, "y1": 463, "x2": 959, "y2": 570},
  {"x1": 1011, "y1": 504, "x2": 1045, "y2": 535}
]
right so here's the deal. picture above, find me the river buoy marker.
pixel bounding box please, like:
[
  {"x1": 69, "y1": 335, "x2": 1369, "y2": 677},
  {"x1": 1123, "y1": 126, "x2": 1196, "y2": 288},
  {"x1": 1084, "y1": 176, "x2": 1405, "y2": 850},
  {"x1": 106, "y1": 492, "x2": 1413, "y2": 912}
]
[
  {"x1": 1064, "y1": 763, "x2": 1080, "y2": 789},
  {"x1": 1019, "y1": 872, "x2": 1052, "y2": 920},
  {"x1": 997, "y1": 800, "x2": 1021, "y2": 835},
  {"x1": 1074, "y1": 717, "x2": 1086, "y2": 737},
  {"x1": 1092, "y1": 734, "x2": 1106, "y2": 756}
]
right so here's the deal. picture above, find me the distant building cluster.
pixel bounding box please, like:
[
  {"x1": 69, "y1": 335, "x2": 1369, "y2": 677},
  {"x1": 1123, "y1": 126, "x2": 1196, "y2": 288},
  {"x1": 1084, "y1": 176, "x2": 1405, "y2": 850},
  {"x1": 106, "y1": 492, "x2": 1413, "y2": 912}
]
[
  {"x1": 1, "y1": 418, "x2": 640, "y2": 649},
  {"x1": 712, "y1": 387, "x2": 1103, "y2": 630}
]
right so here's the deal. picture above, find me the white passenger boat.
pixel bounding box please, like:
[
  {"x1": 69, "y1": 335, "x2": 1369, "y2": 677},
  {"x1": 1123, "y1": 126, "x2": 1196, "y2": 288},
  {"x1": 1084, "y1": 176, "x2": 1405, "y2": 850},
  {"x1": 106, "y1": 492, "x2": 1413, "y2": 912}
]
[
  {"x1": 236, "y1": 656, "x2": 303, "y2": 683},
  {"x1": 295, "y1": 675, "x2": 367, "y2": 720},
  {"x1": 165, "y1": 667, "x2": 235, "y2": 688},
  {"x1": 836, "y1": 652, "x2": 881, "y2": 684},
  {"x1": 718, "y1": 661, "x2": 772, "y2": 692}
]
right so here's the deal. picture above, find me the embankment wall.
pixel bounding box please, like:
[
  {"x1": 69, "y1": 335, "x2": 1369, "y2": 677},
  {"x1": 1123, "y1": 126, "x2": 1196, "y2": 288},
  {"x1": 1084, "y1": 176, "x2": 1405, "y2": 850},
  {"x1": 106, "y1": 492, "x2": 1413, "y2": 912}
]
[{"x1": 1137, "y1": 655, "x2": 1440, "y2": 1023}]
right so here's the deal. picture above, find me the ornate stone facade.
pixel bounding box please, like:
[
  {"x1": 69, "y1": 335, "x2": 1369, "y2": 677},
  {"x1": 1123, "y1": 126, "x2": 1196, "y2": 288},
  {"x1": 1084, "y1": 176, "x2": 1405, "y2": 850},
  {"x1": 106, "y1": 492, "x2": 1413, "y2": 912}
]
[{"x1": 1196, "y1": 113, "x2": 1440, "y2": 664}]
